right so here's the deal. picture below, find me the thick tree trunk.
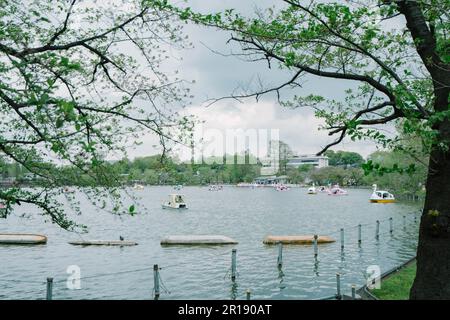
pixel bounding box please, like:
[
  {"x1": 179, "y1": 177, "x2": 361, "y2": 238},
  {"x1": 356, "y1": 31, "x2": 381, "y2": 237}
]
[{"x1": 410, "y1": 84, "x2": 450, "y2": 299}]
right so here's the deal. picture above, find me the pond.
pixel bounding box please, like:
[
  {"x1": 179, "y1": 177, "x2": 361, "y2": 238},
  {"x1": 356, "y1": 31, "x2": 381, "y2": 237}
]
[{"x1": 0, "y1": 186, "x2": 421, "y2": 300}]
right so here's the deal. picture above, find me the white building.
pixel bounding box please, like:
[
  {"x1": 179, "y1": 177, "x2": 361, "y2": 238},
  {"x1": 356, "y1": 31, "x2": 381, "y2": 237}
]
[{"x1": 286, "y1": 154, "x2": 329, "y2": 168}]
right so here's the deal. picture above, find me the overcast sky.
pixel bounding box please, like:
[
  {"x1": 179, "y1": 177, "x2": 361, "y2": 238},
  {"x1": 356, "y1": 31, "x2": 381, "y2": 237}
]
[{"x1": 129, "y1": 0, "x2": 384, "y2": 160}]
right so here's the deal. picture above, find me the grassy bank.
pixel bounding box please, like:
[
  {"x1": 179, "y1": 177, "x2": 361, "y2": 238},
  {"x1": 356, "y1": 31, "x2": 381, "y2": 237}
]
[{"x1": 370, "y1": 261, "x2": 416, "y2": 300}]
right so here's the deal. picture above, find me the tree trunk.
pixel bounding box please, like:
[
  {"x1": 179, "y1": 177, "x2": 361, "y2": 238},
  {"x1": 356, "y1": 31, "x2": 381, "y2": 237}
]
[{"x1": 410, "y1": 81, "x2": 450, "y2": 299}]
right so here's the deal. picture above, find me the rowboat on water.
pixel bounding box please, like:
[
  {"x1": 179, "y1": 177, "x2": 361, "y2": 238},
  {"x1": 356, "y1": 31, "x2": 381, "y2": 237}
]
[
  {"x1": 0, "y1": 233, "x2": 47, "y2": 245},
  {"x1": 263, "y1": 235, "x2": 335, "y2": 245}
]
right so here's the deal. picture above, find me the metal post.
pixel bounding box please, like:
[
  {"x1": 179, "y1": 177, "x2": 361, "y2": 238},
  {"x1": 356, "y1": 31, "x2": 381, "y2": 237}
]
[
  {"x1": 376, "y1": 220, "x2": 380, "y2": 239},
  {"x1": 336, "y1": 273, "x2": 341, "y2": 299},
  {"x1": 277, "y1": 242, "x2": 283, "y2": 268},
  {"x1": 389, "y1": 217, "x2": 393, "y2": 234},
  {"x1": 246, "y1": 289, "x2": 251, "y2": 300},
  {"x1": 340, "y1": 228, "x2": 344, "y2": 250},
  {"x1": 153, "y1": 264, "x2": 160, "y2": 300},
  {"x1": 231, "y1": 249, "x2": 237, "y2": 281},
  {"x1": 358, "y1": 224, "x2": 362, "y2": 244},
  {"x1": 313, "y1": 234, "x2": 318, "y2": 257},
  {"x1": 46, "y1": 277, "x2": 53, "y2": 300},
  {"x1": 351, "y1": 285, "x2": 356, "y2": 299}
]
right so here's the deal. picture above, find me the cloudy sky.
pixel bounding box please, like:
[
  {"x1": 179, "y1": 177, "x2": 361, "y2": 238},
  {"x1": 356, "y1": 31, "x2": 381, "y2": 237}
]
[{"x1": 129, "y1": 0, "x2": 384, "y2": 160}]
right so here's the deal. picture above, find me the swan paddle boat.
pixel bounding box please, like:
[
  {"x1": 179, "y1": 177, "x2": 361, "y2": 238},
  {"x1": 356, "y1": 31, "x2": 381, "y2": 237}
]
[
  {"x1": 307, "y1": 183, "x2": 317, "y2": 194},
  {"x1": 162, "y1": 194, "x2": 188, "y2": 209},
  {"x1": 275, "y1": 184, "x2": 290, "y2": 191},
  {"x1": 208, "y1": 185, "x2": 223, "y2": 191},
  {"x1": 370, "y1": 184, "x2": 395, "y2": 203},
  {"x1": 328, "y1": 185, "x2": 348, "y2": 196}
]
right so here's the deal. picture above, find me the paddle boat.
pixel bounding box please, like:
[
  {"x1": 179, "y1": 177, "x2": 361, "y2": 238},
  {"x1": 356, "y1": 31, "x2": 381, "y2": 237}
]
[
  {"x1": 327, "y1": 184, "x2": 348, "y2": 196},
  {"x1": 307, "y1": 183, "x2": 317, "y2": 194},
  {"x1": 370, "y1": 184, "x2": 395, "y2": 203},
  {"x1": 174, "y1": 185, "x2": 183, "y2": 190},
  {"x1": 162, "y1": 194, "x2": 188, "y2": 209},
  {"x1": 133, "y1": 183, "x2": 144, "y2": 191},
  {"x1": 208, "y1": 185, "x2": 223, "y2": 191},
  {"x1": 275, "y1": 184, "x2": 290, "y2": 191},
  {"x1": 318, "y1": 186, "x2": 329, "y2": 193},
  {"x1": 63, "y1": 187, "x2": 76, "y2": 194}
]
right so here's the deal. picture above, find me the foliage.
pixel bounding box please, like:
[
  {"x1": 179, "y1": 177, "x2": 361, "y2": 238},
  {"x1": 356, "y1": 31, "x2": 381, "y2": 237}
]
[
  {"x1": 164, "y1": 0, "x2": 448, "y2": 160},
  {"x1": 324, "y1": 150, "x2": 364, "y2": 167},
  {"x1": 0, "y1": 0, "x2": 193, "y2": 230},
  {"x1": 362, "y1": 150, "x2": 427, "y2": 197}
]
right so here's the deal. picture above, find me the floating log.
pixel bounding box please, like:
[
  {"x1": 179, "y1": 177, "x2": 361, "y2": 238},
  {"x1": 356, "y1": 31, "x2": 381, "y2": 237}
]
[
  {"x1": 263, "y1": 235, "x2": 335, "y2": 245},
  {"x1": 69, "y1": 240, "x2": 138, "y2": 246},
  {"x1": 161, "y1": 235, "x2": 238, "y2": 245},
  {"x1": 0, "y1": 233, "x2": 47, "y2": 245}
]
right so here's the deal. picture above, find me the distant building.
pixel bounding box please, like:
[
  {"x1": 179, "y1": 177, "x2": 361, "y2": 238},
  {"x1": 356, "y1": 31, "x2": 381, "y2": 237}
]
[
  {"x1": 254, "y1": 175, "x2": 288, "y2": 185},
  {"x1": 287, "y1": 155, "x2": 329, "y2": 168}
]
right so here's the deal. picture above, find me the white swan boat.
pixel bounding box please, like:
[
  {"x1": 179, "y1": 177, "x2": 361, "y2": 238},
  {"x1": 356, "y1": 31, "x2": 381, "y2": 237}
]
[
  {"x1": 307, "y1": 183, "x2": 317, "y2": 194},
  {"x1": 370, "y1": 184, "x2": 395, "y2": 203},
  {"x1": 162, "y1": 194, "x2": 188, "y2": 209},
  {"x1": 133, "y1": 184, "x2": 144, "y2": 190},
  {"x1": 63, "y1": 187, "x2": 76, "y2": 194}
]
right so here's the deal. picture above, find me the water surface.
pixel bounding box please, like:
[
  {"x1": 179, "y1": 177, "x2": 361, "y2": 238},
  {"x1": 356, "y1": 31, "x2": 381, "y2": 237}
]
[{"x1": 0, "y1": 186, "x2": 420, "y2": 300}]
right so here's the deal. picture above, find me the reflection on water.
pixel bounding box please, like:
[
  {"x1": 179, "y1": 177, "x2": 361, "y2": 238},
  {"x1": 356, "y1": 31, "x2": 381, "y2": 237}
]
[{"x1": 0, "y1": 186, "x2": 420, "y2": 300}]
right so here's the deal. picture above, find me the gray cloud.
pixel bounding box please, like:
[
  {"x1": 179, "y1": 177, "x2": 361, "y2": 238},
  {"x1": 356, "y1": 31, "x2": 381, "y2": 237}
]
[{"x1": 129, "y1": 0, "x2": 382, "y2": 160}]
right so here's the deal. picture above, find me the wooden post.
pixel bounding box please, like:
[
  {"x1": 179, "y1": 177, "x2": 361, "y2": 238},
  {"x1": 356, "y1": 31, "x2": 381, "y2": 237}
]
[
  {"x1": 313, "y1": 234, "x2": 318, "y2": 257},
  {"x1": 246, "y1": 289, "x2": 251, "y2": 300},
  {"x1": 231, "y1": 249, "x2": 237, "y2": 281},
  {"x1": 340, "y1": 228, "x2": 344, "y2": 250},
  {"x1": 358, "y1": 224, "x2": 362, "y2": 244},
  {"x1": 376, "y1": 220, "x2": 380, "y2": 239},
  {"x1": 46, "y1": 277, "x2": 53, "y2": 300},
  {"x1": 351, "y1": 285, "x2": 356, "y2": 299},
  {"x1": 153, "y1": 264, "x2": 160, "y2": 300},
  {"x1": 336, "y1": 273, "x2": 341, "y2": 299},
  {"x1": 389, "y1": 217, "x2": 393, "y2": 234},
  {"x1": 403, "y1": 215, "x2": 406, "y2": 229},
  {"x1": 277, "y1": 242, "x2": 283, "y2": 268}
]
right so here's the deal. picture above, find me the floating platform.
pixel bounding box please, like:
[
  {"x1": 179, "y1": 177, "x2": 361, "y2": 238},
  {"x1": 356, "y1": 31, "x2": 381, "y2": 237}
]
[
  {"x1": 161, "y1": 235, "x2": 238, "y2": 245},
  {"x1": 68, "y1": 240, "x2": 138, "y2": 246},
  {"x1": 263, "y1": 235, "x2": 335, "y2": 245},
  {"x1": 0, "y1": 233, "x2": 47, "y2": 245}
]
